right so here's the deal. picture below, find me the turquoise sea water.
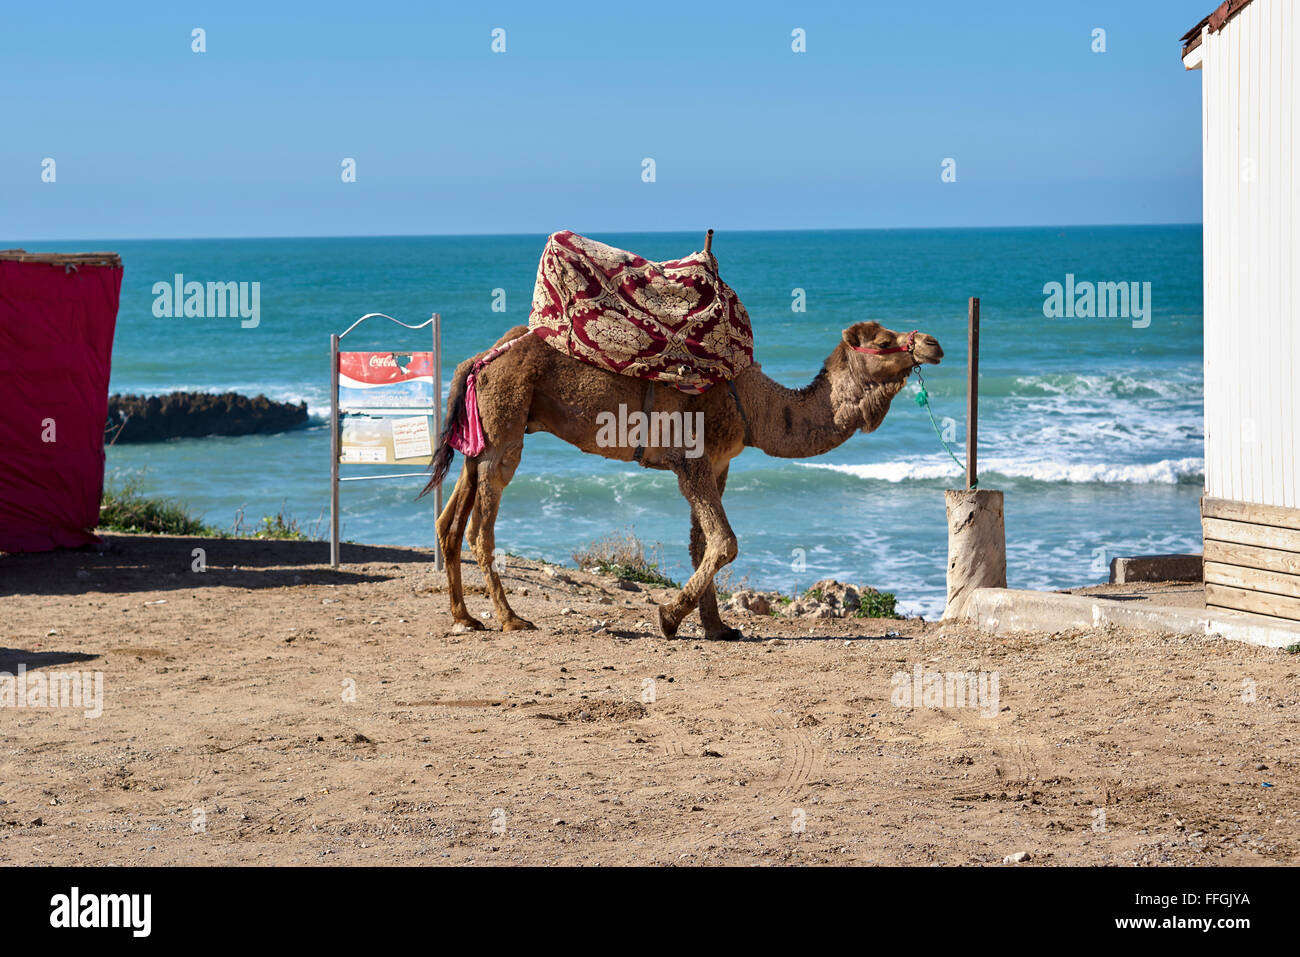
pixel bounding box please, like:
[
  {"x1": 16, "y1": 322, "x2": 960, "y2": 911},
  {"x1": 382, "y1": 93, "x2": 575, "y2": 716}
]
[{"x1": 21, "y1": 226, "x2": 1203, "y2": 617}]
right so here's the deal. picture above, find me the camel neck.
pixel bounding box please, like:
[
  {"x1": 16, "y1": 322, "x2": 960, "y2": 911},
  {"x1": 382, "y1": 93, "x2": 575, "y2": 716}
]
[{"x1": 733, "y1": 364, "x2": 860, "y2": 458}]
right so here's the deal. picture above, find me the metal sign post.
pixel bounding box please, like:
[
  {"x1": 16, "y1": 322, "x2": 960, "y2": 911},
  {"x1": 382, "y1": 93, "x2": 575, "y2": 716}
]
[
  {"x1": 330, "y1": 331, "x2": 341, "y2": 566},
  {"x1": 329, "y1": 312, "x2": 443, "y2": 570}
]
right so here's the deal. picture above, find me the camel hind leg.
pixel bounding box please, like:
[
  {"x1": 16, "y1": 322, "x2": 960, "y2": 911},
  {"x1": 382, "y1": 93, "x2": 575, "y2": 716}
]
[
  {"x1": 436, "y1": 460, "x2": 483, "y2": 629},
  {"x1": 467, "y1": 432, "x2": 535, "y2": 631}
]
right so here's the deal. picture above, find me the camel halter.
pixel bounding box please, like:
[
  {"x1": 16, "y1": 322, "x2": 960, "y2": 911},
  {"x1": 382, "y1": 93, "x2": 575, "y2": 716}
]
[{"x1": 852, "y1": 329, "x2": 917, "y2": 356}]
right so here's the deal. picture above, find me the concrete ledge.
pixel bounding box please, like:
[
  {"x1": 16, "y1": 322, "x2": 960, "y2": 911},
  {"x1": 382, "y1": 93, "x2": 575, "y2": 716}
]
[
  {"x1": 966, "y1": 588, "x2": 1300, "y2": 649},
  {"x1": 1108, "y1": 553, "x2": 1202, "y2": 584}
]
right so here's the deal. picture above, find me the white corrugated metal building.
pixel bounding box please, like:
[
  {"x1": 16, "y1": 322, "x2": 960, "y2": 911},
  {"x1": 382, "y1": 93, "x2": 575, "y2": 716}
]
[{"x1": 1183, "y1": 0, "x2": 1300, "y2": 623}]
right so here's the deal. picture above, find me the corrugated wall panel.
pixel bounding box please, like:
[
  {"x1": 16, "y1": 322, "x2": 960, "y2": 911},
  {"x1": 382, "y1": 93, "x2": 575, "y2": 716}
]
[
  {"x1": 1286, "y1": 0, "x2": 1299, "y2": 508},
  {"x1": 1200, "y1": 0, "x2": 1299, "y2": 510}
]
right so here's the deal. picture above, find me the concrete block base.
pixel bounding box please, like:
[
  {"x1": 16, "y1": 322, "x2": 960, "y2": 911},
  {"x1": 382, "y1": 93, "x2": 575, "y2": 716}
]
[
  {"x1": 965, "y1": 587, "x2": 1300, "y2": 649},
  {"x1": 1108, "y1": 554, "x2": 1203, "y2": 584}
]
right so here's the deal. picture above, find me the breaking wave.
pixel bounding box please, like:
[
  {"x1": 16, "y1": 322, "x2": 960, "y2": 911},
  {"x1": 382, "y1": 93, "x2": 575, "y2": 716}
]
[{"x1": 798, "y1": 456, "x2": 1204, "y2": 485}]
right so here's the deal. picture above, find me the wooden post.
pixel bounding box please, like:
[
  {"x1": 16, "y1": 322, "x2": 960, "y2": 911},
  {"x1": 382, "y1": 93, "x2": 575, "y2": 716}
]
[
  {"x1": 943, "y1": 295, "x2": 1006, "y2": 620},
  {"x1": 703, "y1": 228, "x2": 714, "y2": 256},
  {"x1": 966, "y1": 296, "x2": 979, "y2": 489},
  {"x1": 943, "y1": 489, "x2": 1006, "y2": 620}
]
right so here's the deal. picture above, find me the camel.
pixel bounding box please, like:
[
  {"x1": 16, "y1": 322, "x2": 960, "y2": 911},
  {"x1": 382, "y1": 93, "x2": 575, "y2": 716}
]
[{"x1": 423, "y1": 320, "x2": 943, "y2": 640}]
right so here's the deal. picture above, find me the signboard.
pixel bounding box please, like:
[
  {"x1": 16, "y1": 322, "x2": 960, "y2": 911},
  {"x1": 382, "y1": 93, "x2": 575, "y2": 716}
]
[
  {"x1": 337, "y1": 351, "x2": 435, "y2": 465},
  {"x1": 329, "y1": 314, "x2": 442, "y2": 570}
]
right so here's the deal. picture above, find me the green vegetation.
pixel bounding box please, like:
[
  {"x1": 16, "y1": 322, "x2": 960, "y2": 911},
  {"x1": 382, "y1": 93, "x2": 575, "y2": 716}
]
[
  {"x1": 572, "y1": 528, "x2": 680, "y2": 588},
  {"x1": 1286, "y1": 642, "x2": 1300, "y2": 655},
  {"x1": 99, "y1": 478, "x2": 214, "y2": 536},
  {"x1": 855, "y1": 589, "x2": 903, "y2": 620},
  {"x1": 99, "y1": 478, "x2": 318, "y2": 541},
  {"x1": 254, "y1": 509, "x2": 311, "y2": 540},
  {"x1": 229, "y1": 503, "x2": 315, "y2": 541}
]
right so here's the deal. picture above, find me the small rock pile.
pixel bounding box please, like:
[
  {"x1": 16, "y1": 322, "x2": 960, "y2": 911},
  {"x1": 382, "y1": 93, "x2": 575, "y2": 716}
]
[{"x1": 724, "y1": 578, "x2": 889, "y2": 620}]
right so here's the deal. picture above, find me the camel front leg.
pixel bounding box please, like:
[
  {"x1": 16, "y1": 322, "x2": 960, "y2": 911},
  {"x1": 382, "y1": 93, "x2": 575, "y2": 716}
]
[
  {"x1": 690, "y1": 467, "x2": 742, "y2": 640},
  {"x1": 660, "y1": 460, "x2": 737, "y2": 639},
  {"x1": 436, "y1": 461, "x2": 483, "y2": 629}
]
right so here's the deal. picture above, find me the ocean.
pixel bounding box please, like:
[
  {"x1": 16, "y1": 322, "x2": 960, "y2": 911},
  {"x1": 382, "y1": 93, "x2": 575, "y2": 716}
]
[{"x1": 24, "y1": 226, "x2": 1204, "y2": 618}]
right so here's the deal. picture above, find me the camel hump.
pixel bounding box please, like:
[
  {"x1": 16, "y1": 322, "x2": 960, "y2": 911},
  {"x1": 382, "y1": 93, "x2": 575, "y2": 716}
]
[{"x1": 526, "y1": 231, "x2": 754, "y2": 395}]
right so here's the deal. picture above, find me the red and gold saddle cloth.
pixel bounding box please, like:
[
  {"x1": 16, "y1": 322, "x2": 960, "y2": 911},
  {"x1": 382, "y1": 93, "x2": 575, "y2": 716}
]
[{"x1": 527, "y1": 230, "x2": 754, "y2": 394}]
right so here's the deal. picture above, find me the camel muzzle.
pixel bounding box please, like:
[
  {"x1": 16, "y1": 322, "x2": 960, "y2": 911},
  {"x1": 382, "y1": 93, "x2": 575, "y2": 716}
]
[{"x1": 914, "y1": 335, "x2": 943, "y2": 365}]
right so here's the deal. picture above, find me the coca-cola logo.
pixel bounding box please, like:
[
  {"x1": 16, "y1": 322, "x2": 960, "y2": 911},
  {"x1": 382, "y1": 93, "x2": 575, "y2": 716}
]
[{"x1": 367, "y1": 353, "x2": 418, "y2": 374}]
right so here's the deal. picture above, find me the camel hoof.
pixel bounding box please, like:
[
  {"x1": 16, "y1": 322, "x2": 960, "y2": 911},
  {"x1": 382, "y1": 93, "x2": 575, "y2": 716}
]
[
  {"x1": 502, "y1": 617, "x2": 537, "y2": 631},
  {"x1": 657, "y1": 605, "x2": 679, "y2": 639},
  {"x1": 454, "y1": 617, "x2": 487, "y2": 631},
  {"x1": 706, "y1": 627, "x2": 744, "y2": 642}
]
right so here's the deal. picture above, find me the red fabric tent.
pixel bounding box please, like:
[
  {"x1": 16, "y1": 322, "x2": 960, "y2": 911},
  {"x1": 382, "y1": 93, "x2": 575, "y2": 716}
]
[{"x1": 0, "y1": 252, "x2": 122, "y2": 551}]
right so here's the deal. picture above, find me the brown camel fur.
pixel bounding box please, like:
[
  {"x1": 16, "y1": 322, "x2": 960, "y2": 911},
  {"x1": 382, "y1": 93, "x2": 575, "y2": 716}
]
[{"x1": 424, "y1": 321, "x2": 943, "y2": 640}]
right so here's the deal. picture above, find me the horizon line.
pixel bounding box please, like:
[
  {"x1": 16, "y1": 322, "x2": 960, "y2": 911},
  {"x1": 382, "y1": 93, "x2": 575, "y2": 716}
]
[{"x1": 6, "y1": 221, "x2": 1203, "y2": 246}]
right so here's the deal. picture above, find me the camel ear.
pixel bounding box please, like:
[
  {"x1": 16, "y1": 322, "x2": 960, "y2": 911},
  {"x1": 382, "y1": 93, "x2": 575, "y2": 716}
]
[{"x1": 842, "y1": 321, "x2": 881, "y2": 349}]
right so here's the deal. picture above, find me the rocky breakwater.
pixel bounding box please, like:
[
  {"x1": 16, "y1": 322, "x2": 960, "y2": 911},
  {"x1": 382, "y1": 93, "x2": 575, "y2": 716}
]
[{"x1": 106, "y1": 391, "x2": 309, "y2": 443}]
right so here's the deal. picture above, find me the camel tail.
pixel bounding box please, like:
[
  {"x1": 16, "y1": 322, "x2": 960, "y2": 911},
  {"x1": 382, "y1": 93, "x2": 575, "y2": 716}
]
[{"x1": 419, "y1": 362, "x2": 470, "y2": 499}]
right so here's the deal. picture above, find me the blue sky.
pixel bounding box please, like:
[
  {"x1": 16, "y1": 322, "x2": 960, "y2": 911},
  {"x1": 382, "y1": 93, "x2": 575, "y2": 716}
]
[{"x1": 2, "y1": 0, "x2": 1211, "y2": 240}]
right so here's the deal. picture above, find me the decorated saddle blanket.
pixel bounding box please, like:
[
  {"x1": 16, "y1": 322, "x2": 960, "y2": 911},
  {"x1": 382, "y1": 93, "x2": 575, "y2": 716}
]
[{"x1": 527, "y1": 230, "x2": 754, "y2": 394}]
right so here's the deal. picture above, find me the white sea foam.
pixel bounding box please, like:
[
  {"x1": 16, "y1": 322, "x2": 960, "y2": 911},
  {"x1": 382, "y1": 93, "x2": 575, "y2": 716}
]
[
  {"x1": 1009, "y1": 369, "x2": 1202, "y2": 400},
  {"x1": 799, "y1": 456, "x2": 1204, "y2": 485}
]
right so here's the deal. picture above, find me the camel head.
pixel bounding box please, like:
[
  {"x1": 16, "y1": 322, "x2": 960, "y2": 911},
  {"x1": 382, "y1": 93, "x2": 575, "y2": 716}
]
[
  {"x1": 839, "y1": 321, "x2": 943, "y2": 384},
  {"x1": 820, "y1": 321, "x2": 944, "y2": 435}
]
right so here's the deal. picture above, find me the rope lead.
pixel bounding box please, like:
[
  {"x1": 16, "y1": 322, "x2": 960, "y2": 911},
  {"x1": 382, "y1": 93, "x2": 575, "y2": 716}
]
[{"x1": 912, "y1": 368, "x2": 975, "y2": 487}]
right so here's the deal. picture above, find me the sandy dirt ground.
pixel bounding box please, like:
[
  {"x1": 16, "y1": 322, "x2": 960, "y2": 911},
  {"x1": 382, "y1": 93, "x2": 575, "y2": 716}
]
[{"x1": 1, "y1": 533, "x2": 1297, "y2": 866}]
